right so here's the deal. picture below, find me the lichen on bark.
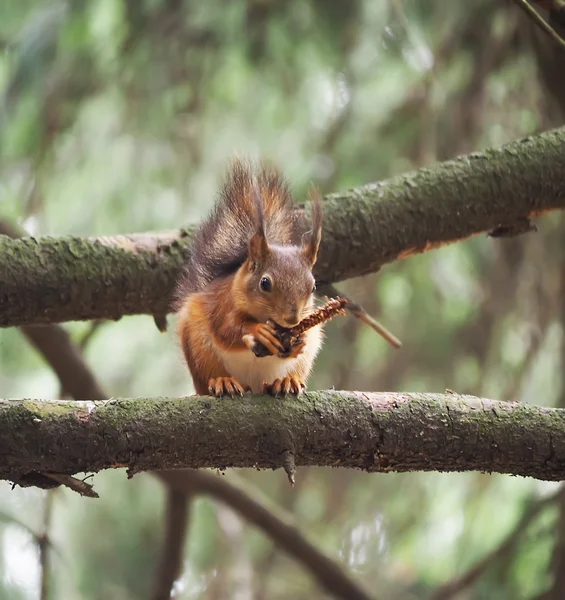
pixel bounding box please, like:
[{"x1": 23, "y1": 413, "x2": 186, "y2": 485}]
[{"x1": 1, "y1": 392, "x2": 565, "y2": 489}]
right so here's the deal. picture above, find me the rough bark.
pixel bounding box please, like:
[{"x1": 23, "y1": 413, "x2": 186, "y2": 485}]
[
  {"x1": 2, "y1": 126, "x2": 565, "y2": 327},
  {"x1": 2, "y1": 392, "x2": 565, "y2": 487},
  {"x1": 0, "y1": 230, "x2": 194, "y2": 327}
]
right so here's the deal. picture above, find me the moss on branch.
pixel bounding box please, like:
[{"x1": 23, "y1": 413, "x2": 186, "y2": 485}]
[{"x1": 1, "y1": 392, "x2": 565, "y2": 490}]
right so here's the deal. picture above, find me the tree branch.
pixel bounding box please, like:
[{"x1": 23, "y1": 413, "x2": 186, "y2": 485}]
[
  {"x1": 157, "y1": 470, "x2": 374, "y2": 600},
  {"x1": 513, "y1": 0, "x2": 565, "y2": 51},
  {"x1": 2, "y1": 392, "x2": 565, "y2": 486},
  {"x1": 2, "y1": 126, "x2": 565, "y2": 327},
  {"x1": 150, "y1": 487, "x2": 191, "y2": 600}
]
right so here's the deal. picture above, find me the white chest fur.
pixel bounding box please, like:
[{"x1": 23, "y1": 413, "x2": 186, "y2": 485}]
[{"x1": 220, "y1": 351, "x2": 295, "y2": 393}]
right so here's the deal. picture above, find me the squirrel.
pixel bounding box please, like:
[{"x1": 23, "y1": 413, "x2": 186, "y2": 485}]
[{"x1": 174, "y1": 158, "x2": 324, "y2": 398}]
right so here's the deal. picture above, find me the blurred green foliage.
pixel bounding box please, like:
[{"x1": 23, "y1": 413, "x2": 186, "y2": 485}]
[{"x1": 1, "y1": 1, "x2": 564, "y2": 599}]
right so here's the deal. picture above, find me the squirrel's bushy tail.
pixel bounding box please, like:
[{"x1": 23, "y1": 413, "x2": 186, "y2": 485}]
[{"x1": 174, "y1": 158, "x2": 302, "y2": 305}]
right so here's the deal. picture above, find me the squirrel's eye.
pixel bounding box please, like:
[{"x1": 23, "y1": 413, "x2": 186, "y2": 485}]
[{"x1": 260, "y1": 276, "x2": 272, "y2": 292}]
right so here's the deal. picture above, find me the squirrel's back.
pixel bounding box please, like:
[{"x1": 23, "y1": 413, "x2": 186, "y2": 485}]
[{"x1": 176, "y1": 159, "x2": 303, "y2": 299}]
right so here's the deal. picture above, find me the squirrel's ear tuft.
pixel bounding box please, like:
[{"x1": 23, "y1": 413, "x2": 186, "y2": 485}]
[
  {"x1": 248, "y1": 178, "x2": 270, "y2": 266},
  {"x1": 303, "y1": 186, "x2": 323, "y2": 268}
]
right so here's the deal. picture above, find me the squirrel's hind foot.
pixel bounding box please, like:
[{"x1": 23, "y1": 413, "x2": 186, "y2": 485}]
[
  {"x1": 263, "y1": 375, "x2": 305, "y2": 397},
  {"x1": 208, "y1": 377, "x2": 250, "y2": 397}
]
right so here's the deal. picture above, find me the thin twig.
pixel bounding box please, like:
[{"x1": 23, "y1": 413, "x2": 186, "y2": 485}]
[
  {"x1": 513, "y1": 0, "x2": 565, "y2": 50},
  {"x1": 42, "y1": 473, "x2": 99, "y2": 498},
  {"x1": 157, "y1": 470, "x2": 374, "y2": 600},
  {"x1": 151, "y1": 486, "x2": 191, "y2": 600},
  {"x1": 319, "y1": 284, "x2": 402, "y2": 348}
]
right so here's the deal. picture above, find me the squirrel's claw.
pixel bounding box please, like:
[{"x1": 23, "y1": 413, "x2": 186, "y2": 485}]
[
  {"x1": 263, "y1": 375, "x2": 305, "y2": 397},
  {"x1": 208, "y1": 377, "x2": 248, "y2": 397}
]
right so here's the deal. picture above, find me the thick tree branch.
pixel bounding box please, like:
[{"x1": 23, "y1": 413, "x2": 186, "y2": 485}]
[
  {"x1": 2, "y1": 127, "x2": 565, "y2": 327},
  {"x1": 2, "y1": 392, "x2": 565, "y2": 485},
  {"x1": 157, "y1": 470, "x2": 374, "y2": 600}
]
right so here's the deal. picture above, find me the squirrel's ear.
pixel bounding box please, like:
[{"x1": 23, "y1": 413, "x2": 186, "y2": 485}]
[
  {"x1": 303, "y1": 187, "x2": 323, "y2": 268},
  {"x1": 248, "y1": 231, "x2": 269, "y2": 269}
]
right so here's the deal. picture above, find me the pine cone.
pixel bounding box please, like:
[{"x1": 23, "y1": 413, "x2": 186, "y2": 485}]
[{"x1": 252, "y1": 298, "x2": 348, "y2": 358}]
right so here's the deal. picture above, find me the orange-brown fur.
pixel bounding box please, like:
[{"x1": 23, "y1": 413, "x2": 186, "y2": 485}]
[{"x1": 175, "y1": 159, "x2": 324, "y2": 397}]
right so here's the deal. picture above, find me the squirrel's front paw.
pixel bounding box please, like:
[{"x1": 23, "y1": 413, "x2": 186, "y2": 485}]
[
  {"x1": 208, "y1": 377, "x2": 249, "y2": 397},
  {"x1": 263, "y1": 375, "x2": 305, "y2": 397},
  {"x1": 243, "y1": 322, "x2": 284, "y2": 357}
]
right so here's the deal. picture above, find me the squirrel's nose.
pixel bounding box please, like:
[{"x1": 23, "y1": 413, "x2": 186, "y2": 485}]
[{"x1": 284, "y1": 308, "x2": 300, "y2": 327}]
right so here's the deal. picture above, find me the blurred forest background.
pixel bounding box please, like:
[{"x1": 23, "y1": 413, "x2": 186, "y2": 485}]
[{"x1": 1, "y1": 1, "x2": 565, "y2": 599}]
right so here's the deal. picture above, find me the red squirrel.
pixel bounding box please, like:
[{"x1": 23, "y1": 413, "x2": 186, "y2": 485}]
[{"x1": 175, "y1": 158, "x2": 324, "y2": 397}]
